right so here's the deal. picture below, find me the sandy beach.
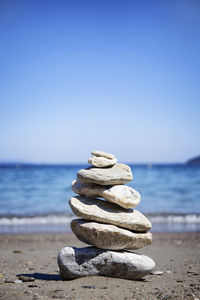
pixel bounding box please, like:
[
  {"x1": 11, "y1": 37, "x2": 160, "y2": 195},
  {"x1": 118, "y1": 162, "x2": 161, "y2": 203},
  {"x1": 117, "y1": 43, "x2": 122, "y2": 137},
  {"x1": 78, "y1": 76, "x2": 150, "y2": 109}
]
[{"x1": 0, "y1": 232, "x2": 199, "y2": 300}]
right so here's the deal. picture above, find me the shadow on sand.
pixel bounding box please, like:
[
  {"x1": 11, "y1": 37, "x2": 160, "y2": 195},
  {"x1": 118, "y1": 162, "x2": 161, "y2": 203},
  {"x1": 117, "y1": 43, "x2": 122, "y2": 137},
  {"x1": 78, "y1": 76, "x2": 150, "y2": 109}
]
[{"x1": 17, "y1": 272, "x2": 60, "y2": 281}]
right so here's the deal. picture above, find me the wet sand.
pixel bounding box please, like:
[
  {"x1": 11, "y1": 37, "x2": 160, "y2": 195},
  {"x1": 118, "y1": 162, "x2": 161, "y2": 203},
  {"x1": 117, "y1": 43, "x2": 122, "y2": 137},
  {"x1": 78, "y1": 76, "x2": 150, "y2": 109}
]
[{"x1": 0, "y1": 232, "x2": 199, "y2": 300}]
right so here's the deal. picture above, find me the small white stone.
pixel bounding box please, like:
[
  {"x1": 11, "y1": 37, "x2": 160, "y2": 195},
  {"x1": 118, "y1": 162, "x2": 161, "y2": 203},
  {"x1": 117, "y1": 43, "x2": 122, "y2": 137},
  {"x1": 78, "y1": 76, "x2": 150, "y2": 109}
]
[
  {"x1": 151, "y1": 271, "x2": 164, "y2": 275},
  {"x1": 14, "y1": 280, "x2": 22, "y2": 283}
]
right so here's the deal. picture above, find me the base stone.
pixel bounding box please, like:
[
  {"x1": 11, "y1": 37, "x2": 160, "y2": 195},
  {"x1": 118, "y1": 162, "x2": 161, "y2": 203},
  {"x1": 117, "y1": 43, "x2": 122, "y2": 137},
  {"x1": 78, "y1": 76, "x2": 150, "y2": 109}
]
[{"x1": 57, "y1": 246, "x2": 155, "y2": 280}]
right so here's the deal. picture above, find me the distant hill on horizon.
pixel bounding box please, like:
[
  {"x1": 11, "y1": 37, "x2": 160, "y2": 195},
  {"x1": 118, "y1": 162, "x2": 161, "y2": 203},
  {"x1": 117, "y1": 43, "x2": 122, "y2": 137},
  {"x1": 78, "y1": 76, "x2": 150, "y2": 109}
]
[
  {"x1": 1, "y1": 156, "x2": 200, "y2": 166},
  {"x1": 186, "y1": 156, "x2": 200, "y2": 165}
]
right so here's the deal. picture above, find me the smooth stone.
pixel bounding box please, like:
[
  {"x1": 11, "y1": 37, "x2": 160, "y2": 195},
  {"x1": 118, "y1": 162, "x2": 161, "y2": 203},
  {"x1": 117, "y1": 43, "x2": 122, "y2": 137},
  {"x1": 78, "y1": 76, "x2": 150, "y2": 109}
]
[
  {"x1": 88, "y1": 156, "x2": 117, "y2": 168},
  {"x1": 77, "y1": 163, "x2": 133, "y2": 185},
  {"x1": 69, "y1": 196, "x2": 152, "y2": 232},
  {"x1": 72, "y1": 179, "x2": 140, "y2": 208},
  {"x1": 57, "y1": 246, "x2": 155, "y2": 280},
  {"x1": 18, "y1": 275, "x2": 35, "y2": 282},
  {"x1": 91, "y1": 150, "x2": 115, "y2": 159},
  {"x1": 71, "y1": 219, "x2": 152, "y2": 250}
]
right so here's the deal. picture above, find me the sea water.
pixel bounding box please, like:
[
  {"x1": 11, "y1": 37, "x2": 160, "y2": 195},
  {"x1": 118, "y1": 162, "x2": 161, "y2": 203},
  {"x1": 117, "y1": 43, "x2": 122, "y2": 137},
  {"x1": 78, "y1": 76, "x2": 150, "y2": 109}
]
[{"x1": 0, "y1": 163, "x2": 200, "y2": 233}]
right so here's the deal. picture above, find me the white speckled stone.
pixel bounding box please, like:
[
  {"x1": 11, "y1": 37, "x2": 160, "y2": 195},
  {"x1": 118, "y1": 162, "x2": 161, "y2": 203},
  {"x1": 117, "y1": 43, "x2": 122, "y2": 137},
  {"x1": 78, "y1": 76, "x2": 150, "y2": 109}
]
[{"x1": 57, "y1": 246, "x2": 155, "y2": 280}]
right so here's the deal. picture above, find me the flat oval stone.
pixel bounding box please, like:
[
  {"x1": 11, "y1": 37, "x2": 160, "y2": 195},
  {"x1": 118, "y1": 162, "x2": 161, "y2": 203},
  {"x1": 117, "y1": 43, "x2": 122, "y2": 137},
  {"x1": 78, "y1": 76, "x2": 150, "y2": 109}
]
[
  {"x1": 77, "y1": 163, "x2": 133, "y2": 185},
  {"x1": 57, "y1": 246, "x2": 155, "y2": 280},
  {"x1": 72, "y1": 179, "x2": 140, "y2": 209},
  {"x1": 69, "y1": 196, "x2": 151, "y2": 232},
  {"x1": 91, "y1": 150, "x2": 115, "y2": 159},
  {"x1": 88, "y1": 156, "x2": 117, "y2": 168},
  {"x1": 71, "y1": 219, "x2": 152, "y2": 250}
]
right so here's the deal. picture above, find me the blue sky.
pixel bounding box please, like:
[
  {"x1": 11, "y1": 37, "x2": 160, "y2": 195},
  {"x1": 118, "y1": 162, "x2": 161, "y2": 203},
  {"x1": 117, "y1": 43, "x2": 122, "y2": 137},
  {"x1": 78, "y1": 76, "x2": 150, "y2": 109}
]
[{"x1": 0, "y1": 0, "x2": 200, "y2": 163}]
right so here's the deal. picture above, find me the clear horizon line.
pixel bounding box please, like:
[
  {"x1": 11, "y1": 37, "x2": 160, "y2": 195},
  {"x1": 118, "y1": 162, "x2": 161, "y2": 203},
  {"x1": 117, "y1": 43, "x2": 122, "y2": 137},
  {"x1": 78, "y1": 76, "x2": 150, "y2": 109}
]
[{"x1": 0, "y1": 160, "x2": 189, "y2": 165}]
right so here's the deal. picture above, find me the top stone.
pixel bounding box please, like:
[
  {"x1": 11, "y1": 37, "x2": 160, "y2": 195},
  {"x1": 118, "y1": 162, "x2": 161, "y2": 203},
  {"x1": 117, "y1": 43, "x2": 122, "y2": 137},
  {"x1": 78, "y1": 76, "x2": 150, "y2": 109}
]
[
  {"x1": 88, "y1": 151, "x2": 117, "y2": 167},
  {"x1": 78, "y1": 163, "x2": 133, "y2": 185},
  {"x1": 91, "y1": 151, "x2": 115, "y2": 159}
]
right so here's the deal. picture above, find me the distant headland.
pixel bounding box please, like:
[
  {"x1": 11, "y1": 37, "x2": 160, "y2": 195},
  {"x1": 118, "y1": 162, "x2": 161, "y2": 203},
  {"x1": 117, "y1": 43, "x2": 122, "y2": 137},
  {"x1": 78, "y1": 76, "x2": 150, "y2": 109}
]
[{"x1": 186, "y1": 156, "x2": 200, "y2": 165}]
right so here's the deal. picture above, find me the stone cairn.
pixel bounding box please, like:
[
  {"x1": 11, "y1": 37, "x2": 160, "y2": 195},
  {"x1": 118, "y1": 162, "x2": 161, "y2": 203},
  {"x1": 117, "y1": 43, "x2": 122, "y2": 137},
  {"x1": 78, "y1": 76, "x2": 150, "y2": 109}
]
[{"x1": 57, "y1": 151, "x2": 155, "y2": 280}]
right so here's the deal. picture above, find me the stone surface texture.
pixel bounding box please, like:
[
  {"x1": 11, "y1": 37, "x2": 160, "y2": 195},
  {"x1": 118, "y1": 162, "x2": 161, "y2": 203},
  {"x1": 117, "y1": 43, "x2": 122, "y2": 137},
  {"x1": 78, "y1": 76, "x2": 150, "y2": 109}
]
[
  {"x1": 72, "y1": 179, "x2": 140, "y2": 209},
  {"x1": 71, "y1": 219, "x2": 152, "y2": 250},
  {"x1": 91, "y1": 151, "x2": 115, "y2": 159},
  {"x1": 77, "y1": 163, "x2": 133, "y2": 185},
  {"x1": 57, "y1": 246, "x2": 155, "y2": 280},
  {"x1": 69, "y1": 196, "x2": 151, "y2": 232},
  {"x1": 88, "y1": 156, "x2": 117, "y2": 167}
]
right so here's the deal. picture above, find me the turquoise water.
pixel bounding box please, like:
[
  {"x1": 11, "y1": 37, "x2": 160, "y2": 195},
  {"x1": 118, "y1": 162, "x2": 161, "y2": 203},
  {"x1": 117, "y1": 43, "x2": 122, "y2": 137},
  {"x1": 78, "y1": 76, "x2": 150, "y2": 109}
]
[{"x1": 0, "y1": 163, "x2": 200, "y2": 233}]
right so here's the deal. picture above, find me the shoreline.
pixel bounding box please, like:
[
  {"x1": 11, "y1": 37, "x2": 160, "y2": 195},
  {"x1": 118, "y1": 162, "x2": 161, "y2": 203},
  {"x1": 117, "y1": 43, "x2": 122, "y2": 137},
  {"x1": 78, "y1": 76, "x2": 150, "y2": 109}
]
[
  {"x1": 0, "y1": 232, "x2": 199, "y2": 299},
  {"x1": 1, "y1": 223, "x2": 200, "y2": 234},
  {"x1": 1, "y1": 212, "x2": 200, "y2": 234}
]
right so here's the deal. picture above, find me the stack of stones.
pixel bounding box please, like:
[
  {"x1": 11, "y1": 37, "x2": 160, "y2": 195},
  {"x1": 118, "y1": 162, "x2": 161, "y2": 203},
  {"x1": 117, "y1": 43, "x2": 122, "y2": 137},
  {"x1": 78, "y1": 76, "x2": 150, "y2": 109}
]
[{"x1": 57, "y1": 151, "x2": 155, "y2": 280}]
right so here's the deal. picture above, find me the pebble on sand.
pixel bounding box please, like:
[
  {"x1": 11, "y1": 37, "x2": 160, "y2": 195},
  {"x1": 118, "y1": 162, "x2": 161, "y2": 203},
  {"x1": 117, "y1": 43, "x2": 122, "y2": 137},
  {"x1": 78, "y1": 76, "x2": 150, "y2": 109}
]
[{"x1": 18, "y1": 275, "x2": 35, "y2": 282}]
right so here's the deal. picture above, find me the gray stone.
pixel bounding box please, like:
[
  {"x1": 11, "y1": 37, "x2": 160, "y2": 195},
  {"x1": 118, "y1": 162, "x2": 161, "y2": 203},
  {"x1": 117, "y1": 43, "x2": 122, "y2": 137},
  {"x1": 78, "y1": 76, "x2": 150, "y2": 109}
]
[
  {"x1": 91, "y1": 150, "x2": 115, "y2": 159},
  {"x1": 88, "y1": 156, "x2": 117, "y2": 168},
  {"x1": 13, "y1": 250, "x2": 23, "y2": 254},
  {"x1": 71, "y1": 219, "x2": 152, "y2": 250},
  {"x1": 57, "y1": 246, "x2": 155, "y2": 280},
  {"x1": 72, "y1": 179, "x2": 140, "y2": 208},
  {"x1": 69, "y1": 196, "x2": 151, "y2": 232},
  {"x1": 4, "y1": 279, "x2": 15, "y2": 283},
  {"x1": 77, "y1": 163, "x2": 133, "y2": 185}
]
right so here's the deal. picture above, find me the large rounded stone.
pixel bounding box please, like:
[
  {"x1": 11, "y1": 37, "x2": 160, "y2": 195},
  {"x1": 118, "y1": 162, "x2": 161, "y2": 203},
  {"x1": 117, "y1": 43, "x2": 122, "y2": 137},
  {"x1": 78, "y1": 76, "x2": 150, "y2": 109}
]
[
  {"x1": 69, "y1": 196, "x2": 151, "y2": 232},
  {"x1": 57, "y1": 246, "x2": 155, "y2": 280},
  {"x1": 72, "y1": 179, "x2": 140, "y2": 209},
  {"x1": 77, "y1": 163, "x2": 133, "y2": 185},
  {"x1": 71, "y1": 219, "x2": 152, "y2": 250}
]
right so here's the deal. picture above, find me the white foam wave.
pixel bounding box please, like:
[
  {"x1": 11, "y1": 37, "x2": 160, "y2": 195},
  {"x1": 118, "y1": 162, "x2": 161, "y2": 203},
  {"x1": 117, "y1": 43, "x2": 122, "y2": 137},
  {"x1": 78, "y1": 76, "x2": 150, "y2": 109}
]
[
  {"x1": 0, "y1": 214, "x2": 200, "y2": 226},
  {"x1": 0, "y1": 215, "x2": 73, "y2": 226},
  {"x1": 149, "y1": 214, "x2": 200, "y2": 223}
]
